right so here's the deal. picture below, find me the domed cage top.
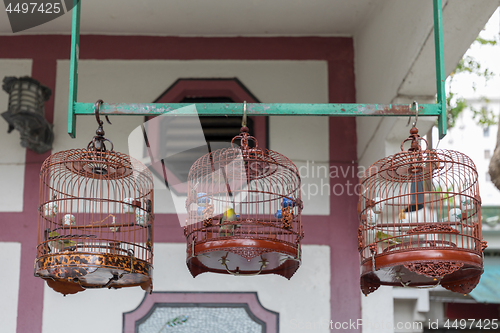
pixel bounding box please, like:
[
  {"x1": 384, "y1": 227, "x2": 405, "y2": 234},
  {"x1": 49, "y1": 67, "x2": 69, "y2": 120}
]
[
  {"x1": 185, "y1": 126, "x2": 303, "y2": 278},
  {"x1": 35, "y1": 103, "x2": 154, "y2": 295},
  {"x1": 358, "y1": 127, "x2": 486, "y2": 295}
]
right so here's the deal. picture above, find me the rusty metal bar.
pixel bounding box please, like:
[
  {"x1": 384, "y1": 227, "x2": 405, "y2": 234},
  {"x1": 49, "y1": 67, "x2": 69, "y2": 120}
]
[{"x1": 73, "y1": 102, "x2": 441, "y2": 117}]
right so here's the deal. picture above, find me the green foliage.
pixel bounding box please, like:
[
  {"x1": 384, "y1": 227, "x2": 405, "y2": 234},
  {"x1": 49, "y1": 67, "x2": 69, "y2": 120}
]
[
  {"x1": 475, "y1": 37, "x2": 498, "y2": 46},
  {"x1": 446, "y1": 35, "x2": 498, "y2": 129},
  {"x1": 446, "y1": 92, "x2": 466, "y2": 129},
  {"x1": 472, "y1": 100, "x2": 497, "y2": 127}
]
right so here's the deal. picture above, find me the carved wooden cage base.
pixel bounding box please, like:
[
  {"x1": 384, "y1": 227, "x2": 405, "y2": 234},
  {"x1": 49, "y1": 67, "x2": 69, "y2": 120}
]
[
  {"x1": 35, "y1": 253, "x2": 153, "y2": 295},
  {"x1": 360, "y1": 250, "x2": 483, "y2": 296},
  {"x1": 186, "y1": 238, "x2": 301, "y2": 279},
  {"x1": 404, "y1": 261, "x2": 464, "y2": 278}
]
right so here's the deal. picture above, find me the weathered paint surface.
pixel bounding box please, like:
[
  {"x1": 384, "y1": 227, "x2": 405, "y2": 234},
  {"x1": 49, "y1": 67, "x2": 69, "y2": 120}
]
[{"x1": 74, "y1": 102, "x2": 441, "y2": 117}]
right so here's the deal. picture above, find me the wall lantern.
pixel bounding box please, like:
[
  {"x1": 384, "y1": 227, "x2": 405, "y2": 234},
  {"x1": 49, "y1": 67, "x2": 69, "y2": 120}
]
[
  {"x1": 2, "y1": 76, "x2": 53, "y2": 154},
  {"x1": 185, "y1": 107, "x2": 303, "y2": 278},
  {"x1": 358, "y1": 119, "x2": 485, "y2": 295},
  {"x1": 35, "y1": 100, "x2": 154, "y2": 295}
]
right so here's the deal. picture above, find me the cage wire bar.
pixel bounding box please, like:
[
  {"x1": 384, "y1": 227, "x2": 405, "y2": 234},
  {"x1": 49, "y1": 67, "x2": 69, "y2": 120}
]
[{"x1": 67, "y1": 0, "x2": 448, "y2": 139}]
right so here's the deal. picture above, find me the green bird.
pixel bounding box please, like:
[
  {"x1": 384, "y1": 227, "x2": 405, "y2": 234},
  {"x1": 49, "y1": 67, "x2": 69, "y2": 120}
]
[
  {"x1": 48, "y1": 231, "x2": 77, "y2": 251},
  {"x1": 375, "y1": 231, "x2": 401, "y2": 245}
]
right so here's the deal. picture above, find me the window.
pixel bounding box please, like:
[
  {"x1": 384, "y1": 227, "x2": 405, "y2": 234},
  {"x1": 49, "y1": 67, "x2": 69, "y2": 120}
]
[
  {"x1": 123, "y1": 292, "x2": 279, "y2": 333},
  {"x1": 483, "y1": 126, "x2": 490, "y2": 137},
  {"x1": 157, "y1": 96, "x2": 256, "y2": 187},
  {"x1": 485, "y1": 150, "x2": 491, "y2": 159},
  {"x1": 137, "y1": 305, "x2": 264, "y2": 332},
  {"x1": 143, "y1": 78, "x2": 267, "y2": 195},
  {"x1": 486, "y1": 172, "x2": 491, "y2": 182}
]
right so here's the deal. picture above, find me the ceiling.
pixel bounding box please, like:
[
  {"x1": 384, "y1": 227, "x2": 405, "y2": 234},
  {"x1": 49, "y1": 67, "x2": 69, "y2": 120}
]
[
  {"x1": 1, "y1": 1, "x2": 497, "y2": 102},
  {"x1": 0, "y1": 0, "x2": 379, "y2": 36}
]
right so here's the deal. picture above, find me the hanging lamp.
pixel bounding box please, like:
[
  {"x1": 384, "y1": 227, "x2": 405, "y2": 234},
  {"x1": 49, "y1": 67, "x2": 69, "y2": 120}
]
[
  {"x1": 35, "y1": 100, "x2": 154, "y2": 295},
  {"x1": 358, "y1": 105, "x2": 486, "y2": 295},
  {"x1": 184, "y1": 103, "x2": 303, "y2": 278}
]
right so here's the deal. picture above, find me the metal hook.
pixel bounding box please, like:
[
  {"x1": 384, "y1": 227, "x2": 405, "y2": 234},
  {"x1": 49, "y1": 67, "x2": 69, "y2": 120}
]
[
  {"x1": 412, "y1": 101, "x2": 419, "y2": 127},
  {"x1": 406, "y1": 101, "x2": 419, "y2": 127},
  {"x1": 94, "y1": 99, "x2": 112, "y2": 126},
  {"x1": 242, "y1": 101, "x2": 247, "y2": 127}
]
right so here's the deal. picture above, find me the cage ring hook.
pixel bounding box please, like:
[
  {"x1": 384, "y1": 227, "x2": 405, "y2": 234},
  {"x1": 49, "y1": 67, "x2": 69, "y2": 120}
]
[
  {"x1": 412, "y1": 101, "x2": 418, "y2": 127},
  {"x1": 94, "y1": 99, "x2": 112, "y2": 126},
  {"x1": 242, "y1": 101, "x2": 247, "y2": 127},
  {"x1": 406, "y1": 101, "x2": 419, "y2": 127}
]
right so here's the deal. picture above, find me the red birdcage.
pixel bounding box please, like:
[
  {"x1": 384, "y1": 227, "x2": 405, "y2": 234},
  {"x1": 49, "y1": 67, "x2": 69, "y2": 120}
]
[
  {"x1": 358, "y1": 126, "x2": 486, "y2": 295},
  {"x1": 185, "y1": 125, "x2": 303, "y2": 278},
  {"x1": 35, "y1": 101, "x2": 154, "y2": 295}
]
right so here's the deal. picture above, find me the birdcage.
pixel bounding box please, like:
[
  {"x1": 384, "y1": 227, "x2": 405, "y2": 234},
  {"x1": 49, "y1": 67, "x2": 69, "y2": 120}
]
[
  {"x1": 185, "y1": 125, "x2": 303, "y2": 278},
  {"x1": 34, "y1": 101, "x2": 154, "y2": 295},
  {"x1": 358, "y1": 126, "x2": 486, "y2": 295}
]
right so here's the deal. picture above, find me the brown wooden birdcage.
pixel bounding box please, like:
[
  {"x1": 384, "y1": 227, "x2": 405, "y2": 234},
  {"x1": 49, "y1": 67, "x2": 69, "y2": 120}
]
[
  {"x1": 185, "y1": 125, "x2": 303, "y2": 278},
  {"x1": 35, "y1": 101, "x2": 154, "y2": 295},
  {"x1": 358, "y1": 126, "x2": 486, "y2": 295}
]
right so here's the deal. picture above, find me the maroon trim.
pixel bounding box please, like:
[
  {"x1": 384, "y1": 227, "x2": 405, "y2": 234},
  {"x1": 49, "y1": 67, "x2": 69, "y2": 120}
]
[
  {"x1": 154, "y1": 78, "x2": 266, "y2": 148},
  {"x1": 446, "y1": 302, "x2": 500, "y2": 320},
  {"x1": 0, "y1": 35, "x2": 352, "y2": 61},
  {"x1": 327, "y1": 51, "x2": 359, "y2": 327},
  {"x1": 0, "y1": 34, "x2": 358, "y2": 332},
  {"x1": 123, "y1": 292, "x2": 278, "y2": 333},
  {"x1": 154, "y1": 79, "x2": 260, "y2": 104},
  {"x1": 17, "y1": 59, "x2": 57, "y2": 333}
]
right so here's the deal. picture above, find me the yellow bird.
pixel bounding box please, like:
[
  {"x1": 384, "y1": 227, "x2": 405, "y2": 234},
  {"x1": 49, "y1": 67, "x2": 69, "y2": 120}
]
[{"x1": 219, "y1": 207, "x2": 237, "y2": 236}]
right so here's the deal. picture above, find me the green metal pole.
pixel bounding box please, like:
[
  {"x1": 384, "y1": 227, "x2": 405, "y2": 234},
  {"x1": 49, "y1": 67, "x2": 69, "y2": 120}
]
[
  {"x1": 433, "y1": 0, "x2": 447, "y2": 139},
  {"x1": 68, "y1": 0, "x2": 81, "y2": 138},
  {"x1": 73, "y1": 102, "x2": 441, "y2": 117}
]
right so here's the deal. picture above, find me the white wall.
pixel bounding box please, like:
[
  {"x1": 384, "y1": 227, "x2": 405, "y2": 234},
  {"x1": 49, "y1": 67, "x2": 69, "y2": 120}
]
[
  {"x1": 0, "y1": 59, "x2": 31, "y2": 212},
  {"x1": 361, "y1": 286, "x2": 394, "y2": 333},
  {"x1": 0, "y1": 242, "x2": 22, "y2": 333},
  {"x1": 42, "y1": 244, "x2": 331, "y2": 333}
]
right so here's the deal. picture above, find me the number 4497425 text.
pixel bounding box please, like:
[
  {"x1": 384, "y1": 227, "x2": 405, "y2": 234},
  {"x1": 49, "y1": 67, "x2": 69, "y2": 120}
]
[
  {"x1": 5, "y1": 3, "x2": 62, "y2": 14},
  {"x1": 444, "y1": 319, "x2": 498, "y2": 330}
]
